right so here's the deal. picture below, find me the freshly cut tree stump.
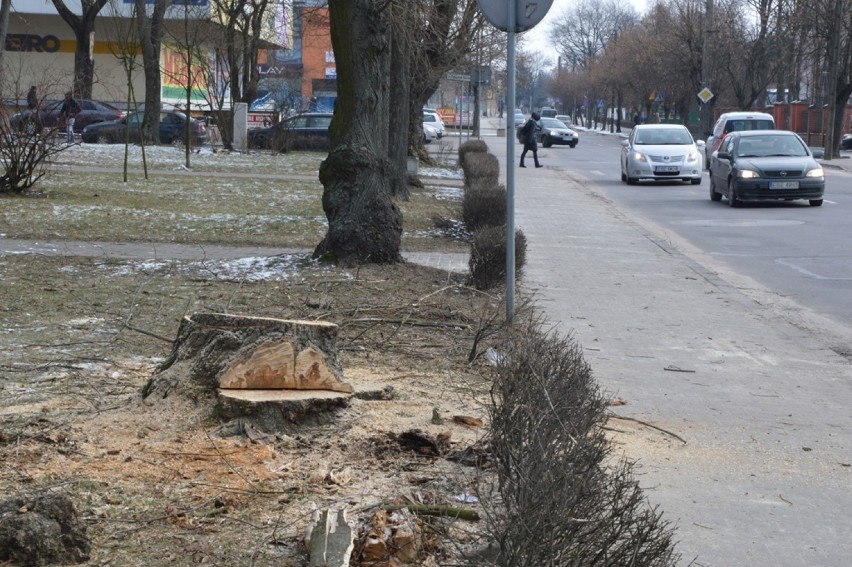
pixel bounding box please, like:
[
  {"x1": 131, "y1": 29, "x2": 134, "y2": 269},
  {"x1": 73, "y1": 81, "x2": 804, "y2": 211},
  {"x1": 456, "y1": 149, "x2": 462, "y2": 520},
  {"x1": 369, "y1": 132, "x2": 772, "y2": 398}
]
[{"x1": 142, "y1": 313, "x2": 354, "y2": 431}]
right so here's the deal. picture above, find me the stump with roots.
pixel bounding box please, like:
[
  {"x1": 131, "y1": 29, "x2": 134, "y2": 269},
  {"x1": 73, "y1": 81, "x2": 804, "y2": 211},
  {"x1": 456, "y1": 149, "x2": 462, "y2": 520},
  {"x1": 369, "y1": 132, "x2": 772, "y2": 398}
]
[{"x1": 143, "y1": 313, "x2": 354, "y2": 431}]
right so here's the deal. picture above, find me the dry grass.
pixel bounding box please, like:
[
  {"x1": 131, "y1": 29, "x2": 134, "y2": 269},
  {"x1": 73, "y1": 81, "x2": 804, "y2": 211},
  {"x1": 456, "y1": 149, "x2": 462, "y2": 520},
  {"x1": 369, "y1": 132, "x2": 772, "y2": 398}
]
[
  {"x1": 0, "y1": 146, "x2": 505, "y2": 566},
  {"x1": 1, "y1": 144, "x2": 466, "y2": 252}
]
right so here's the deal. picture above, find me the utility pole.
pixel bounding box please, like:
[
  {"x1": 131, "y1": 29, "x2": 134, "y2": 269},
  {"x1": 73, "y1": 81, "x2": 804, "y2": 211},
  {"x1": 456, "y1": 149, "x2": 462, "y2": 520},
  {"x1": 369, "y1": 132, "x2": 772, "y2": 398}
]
[{"x1": 699, "y1": 0, "x2": 714, "y2": 137}]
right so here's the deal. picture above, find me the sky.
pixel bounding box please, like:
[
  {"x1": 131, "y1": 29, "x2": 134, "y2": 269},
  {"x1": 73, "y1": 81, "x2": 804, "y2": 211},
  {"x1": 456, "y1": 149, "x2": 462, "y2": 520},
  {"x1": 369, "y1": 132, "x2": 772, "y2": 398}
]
[{"x1": 519, "y1": 0, "x2": 649, "y2": 62}]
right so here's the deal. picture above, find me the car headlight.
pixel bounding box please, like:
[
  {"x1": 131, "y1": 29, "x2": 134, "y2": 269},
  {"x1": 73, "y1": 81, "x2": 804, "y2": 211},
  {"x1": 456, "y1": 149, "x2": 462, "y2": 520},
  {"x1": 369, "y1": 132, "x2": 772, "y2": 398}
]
[
  {"x1": 737, "y1": 169, "x2": 759, "y2": 179},
  {"x1": 685, "y1": 151, "x2": 700, "y2": 163},
  {"x1": 806, "y1": 167, "x2": 824, "y2": 178},
  {"x1": 631, "y1": 151, "x2": 646, "y2": 162}
]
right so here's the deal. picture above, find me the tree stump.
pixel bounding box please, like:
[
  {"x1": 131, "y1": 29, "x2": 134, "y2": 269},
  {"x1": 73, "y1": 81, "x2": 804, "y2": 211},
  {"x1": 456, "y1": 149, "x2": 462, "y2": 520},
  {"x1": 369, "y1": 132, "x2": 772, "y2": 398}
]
[{"x1": 142, "y1": 313, "x2": 354, "y2": 431}]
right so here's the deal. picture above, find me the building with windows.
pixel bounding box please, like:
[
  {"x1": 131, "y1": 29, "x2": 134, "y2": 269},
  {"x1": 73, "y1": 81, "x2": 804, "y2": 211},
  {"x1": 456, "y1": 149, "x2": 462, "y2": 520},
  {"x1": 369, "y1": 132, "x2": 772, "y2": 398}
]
[
  {"x1": 2, "y1": 0, "x2": 288, "y2": 112},
  {"x1": 254, "y1": 0, "x2": 335, "y2": 114}
]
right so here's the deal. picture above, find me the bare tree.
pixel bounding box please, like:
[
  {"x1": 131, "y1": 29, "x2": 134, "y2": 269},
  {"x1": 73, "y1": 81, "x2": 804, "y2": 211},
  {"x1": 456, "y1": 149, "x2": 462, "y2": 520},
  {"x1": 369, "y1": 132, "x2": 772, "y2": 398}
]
[
  {"x1": 406, "y1": 0, "x2": 486, "y2": 160},
  {"x1": 549, "y1": 0, "x2": 638, "y2": 127},
  {"x1": 163, "y1": 0, "x2": 213, "y2": 167},
  {"x1": 105, "y1": 0, "x2": 148, "y2": 180},
  {"x1": 314, "y1": 0, "x2": 402, "y2": 265},
  {"x1": 50, "y1": 0, "x2": 110, "y2": 99},
  {"x1": 135, "y1": 0, "x2": 168, "y2": 144}
]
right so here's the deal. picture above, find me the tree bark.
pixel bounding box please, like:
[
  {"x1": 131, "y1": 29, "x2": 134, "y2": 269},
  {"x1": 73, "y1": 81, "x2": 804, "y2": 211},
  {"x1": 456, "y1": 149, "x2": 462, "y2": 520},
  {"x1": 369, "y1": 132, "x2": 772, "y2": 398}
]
[
  {"x1": 135, "y1": 0, "x2": 168, "y2": 143},
  {"x1": 388, "y1": 3, "x2": 411, "y2": 199},
  {"x1": 314, "y1": 0, "x2": 402, "y2": 265},
  {"x1": 0, "y1": 0, "x2": 11, "y2": 77},
  {"x1": 142, "y1": 313, "x2": 353, "y2": 431},
  {"x1": 50, "y1": 0, "x2": 109, "y2": 99}
]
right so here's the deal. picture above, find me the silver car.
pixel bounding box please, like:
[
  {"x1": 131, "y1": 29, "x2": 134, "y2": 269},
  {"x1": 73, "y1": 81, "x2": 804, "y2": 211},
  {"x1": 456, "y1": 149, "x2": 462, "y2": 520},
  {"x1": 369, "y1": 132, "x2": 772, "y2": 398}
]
[{"x1": 621, "y1": 124, "x2": 704, "y2": 185}]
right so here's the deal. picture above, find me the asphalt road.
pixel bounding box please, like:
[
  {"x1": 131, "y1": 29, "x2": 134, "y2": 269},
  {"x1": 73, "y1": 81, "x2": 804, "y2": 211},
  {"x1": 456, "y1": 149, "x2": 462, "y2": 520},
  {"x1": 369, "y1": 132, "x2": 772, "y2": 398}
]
[
  {"x1": 567, "y1": 130, "x2": 852, "y2": 341},
  {"x1": 468, "y1": 122, "x2": 852, "y2": 567}
]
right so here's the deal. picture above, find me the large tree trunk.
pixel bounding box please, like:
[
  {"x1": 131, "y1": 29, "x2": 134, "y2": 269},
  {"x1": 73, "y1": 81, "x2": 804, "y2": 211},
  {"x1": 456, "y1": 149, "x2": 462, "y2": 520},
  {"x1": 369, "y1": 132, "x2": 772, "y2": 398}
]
[
  {"x1": 142, "y1": 313, "x2": 354, "y2": 433},
  {"x1": 51, "y1": 0, "x2": 108, "y2": 99},
  {"x1": 388, "y1": 3, "x2": 411, "y2": 199},
  {"x1": 0, "y1": 0, "x2": 12, "y2": 78},
  {"x1": 314, "y1": 0, "x2": 402, "y2": 265},
  {"x1": 135, "y1": 0, "x2": 167, "y2": 143}
]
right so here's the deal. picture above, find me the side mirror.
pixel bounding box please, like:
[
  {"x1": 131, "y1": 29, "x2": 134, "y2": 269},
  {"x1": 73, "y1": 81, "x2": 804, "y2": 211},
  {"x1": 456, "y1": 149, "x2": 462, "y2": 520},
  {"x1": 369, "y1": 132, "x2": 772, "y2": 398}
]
[
  {"x1": 621, "y1": 139, "x2": 629, "y2": 147},
  {"x1": 695, "y1": 140, "x2": 706, "y2": 148}
]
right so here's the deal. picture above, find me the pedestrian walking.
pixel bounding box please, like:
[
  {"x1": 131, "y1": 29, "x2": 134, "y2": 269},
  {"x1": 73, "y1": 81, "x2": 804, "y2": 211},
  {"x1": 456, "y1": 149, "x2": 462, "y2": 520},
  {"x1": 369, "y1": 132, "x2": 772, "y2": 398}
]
[
  {"x1": 27, "y1": 86, "x2": 38, "y2": 110},
  {"x1": 24, "y1": 85, "x2": 42, "y2": 134},
  {"x1": 519, "y1": 112, "x2": 542, "y2": 168},
  {"x1": 59, "y1": 91, "x2": 80, "y2": 143}
]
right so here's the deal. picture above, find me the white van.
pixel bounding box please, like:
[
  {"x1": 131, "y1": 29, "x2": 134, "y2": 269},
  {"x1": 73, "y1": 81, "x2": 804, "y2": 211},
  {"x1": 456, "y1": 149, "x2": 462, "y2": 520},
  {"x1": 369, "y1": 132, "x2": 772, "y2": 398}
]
[{"x1": 705, "y1": 111, "x2": 775, "y2": 168}]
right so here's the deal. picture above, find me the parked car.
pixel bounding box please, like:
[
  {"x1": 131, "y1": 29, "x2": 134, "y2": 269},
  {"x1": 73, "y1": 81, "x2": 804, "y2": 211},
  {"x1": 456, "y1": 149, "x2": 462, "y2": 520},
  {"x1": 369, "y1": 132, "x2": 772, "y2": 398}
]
[
  {"x1": 708, "y1": 130, "x2": 824, "y2": 207},
  {"x1": 11, "y1": 98, "x2": 123, "y2": 133},
  {"x1": 247, "y1": 112, "x2": 332, "y2": 151},
  {"x1": 513, "y1": 109, "x2": 525, "y2": 128},
  {"x1": 621, "y1": 124, "x2": 704, "y2": 185},
  {"x1": 705, "y1": 111, "x2": 775, "y2": 169},
  {"x1": 536, "y1": 117, "x2": 578, "y2": 148},
  {"x1": 555, "y1": 114, "x2": 573, "y2": 125},
  {"x1": 81, "y1": 111, "x2": 208, "y2": 146},
  {"x1": 540, "y1": 107, "x2": 557, "y2": 118},
  {"x1": 423, "y1": 122, "x2": 439, "y2": 144},
  {"x1": 423, "y1": 109, "x2": 445, "y2": 138},
  {"x1": 841, "y1": 133, "x2": 852, "y2": 150}
]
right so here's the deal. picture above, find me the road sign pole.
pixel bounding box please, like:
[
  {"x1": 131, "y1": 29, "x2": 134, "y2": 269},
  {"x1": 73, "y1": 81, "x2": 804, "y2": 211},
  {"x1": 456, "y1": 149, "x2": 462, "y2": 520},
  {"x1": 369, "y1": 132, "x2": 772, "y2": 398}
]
[
  {"x1": 475, "y1": 0, "x2": 553, "y2": 322},
  {"x1": 506, "y1": 0, "x2": 516, "y2": 322}
]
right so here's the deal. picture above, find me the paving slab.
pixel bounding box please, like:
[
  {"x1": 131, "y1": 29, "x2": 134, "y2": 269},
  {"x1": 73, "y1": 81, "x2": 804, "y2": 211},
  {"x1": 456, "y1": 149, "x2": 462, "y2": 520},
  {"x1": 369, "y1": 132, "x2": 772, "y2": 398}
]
[{"x1": 473, "y1": 127, "x2": 852, "y2": 567}]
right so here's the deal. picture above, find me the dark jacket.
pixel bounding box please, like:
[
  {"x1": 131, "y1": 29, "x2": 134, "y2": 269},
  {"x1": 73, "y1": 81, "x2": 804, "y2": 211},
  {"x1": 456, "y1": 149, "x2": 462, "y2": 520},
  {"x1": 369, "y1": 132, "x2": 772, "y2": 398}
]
[
  {"x1": 520, "y1": 118, "x2": 538, "y2": 147},
  {"x1": 60, "y1": 97, "x2": 80, "y2": 118},
  {"x1": 27, "y1": 87, "x2": 38, "y2": 110}
]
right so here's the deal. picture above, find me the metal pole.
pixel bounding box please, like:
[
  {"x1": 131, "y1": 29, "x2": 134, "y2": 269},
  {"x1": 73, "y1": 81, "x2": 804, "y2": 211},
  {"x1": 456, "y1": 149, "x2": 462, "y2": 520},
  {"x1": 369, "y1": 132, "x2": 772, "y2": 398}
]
[{"x1": 506, "y1": 0, "x2": 516, "y2": 321}]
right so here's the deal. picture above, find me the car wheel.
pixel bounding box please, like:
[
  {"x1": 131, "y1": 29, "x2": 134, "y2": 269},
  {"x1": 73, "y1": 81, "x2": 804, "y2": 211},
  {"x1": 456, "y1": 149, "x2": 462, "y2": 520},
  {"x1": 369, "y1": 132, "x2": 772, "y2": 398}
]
[
  {"x1": 690, "y1": 177, "x2": 701, "y2": 185},
  {"x1": 96, "y1": 133, "x2": 110, "y2": 144},
  {"x1": 170, "y1": 135, "x2": 183, "y2": 146},
  {"x1": 542, "y1": 136, "x2": 552, "y2": 148},
  {"x1": 727, "y1": 179, "x2": 741, "y2": 207},
  {"x1": 709, "y1": 175, "x2": 722, "y2": 201},
  {"x1": 809, "y1": 199, "x2": 823, "y2": 207},
  {"x1": 569, "y1": 142, "x2": 577, "y2": 148},
  {"x1": 626, "y1": 175, "x2": 638, "y2": 185}
]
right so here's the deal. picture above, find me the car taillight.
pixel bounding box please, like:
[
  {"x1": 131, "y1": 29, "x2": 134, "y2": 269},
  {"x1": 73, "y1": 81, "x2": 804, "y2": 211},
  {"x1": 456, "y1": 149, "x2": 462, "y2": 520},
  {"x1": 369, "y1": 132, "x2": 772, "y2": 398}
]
[{"x1": 196, "y1": 123, "x2": 206, "y2": 133}]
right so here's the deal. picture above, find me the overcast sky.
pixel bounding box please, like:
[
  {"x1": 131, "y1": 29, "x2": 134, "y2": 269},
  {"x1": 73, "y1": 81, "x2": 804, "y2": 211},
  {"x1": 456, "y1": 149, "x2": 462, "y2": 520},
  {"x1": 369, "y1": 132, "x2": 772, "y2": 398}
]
[{"x1": 518, "y1": 0, "x2": 649, "y2": 63}]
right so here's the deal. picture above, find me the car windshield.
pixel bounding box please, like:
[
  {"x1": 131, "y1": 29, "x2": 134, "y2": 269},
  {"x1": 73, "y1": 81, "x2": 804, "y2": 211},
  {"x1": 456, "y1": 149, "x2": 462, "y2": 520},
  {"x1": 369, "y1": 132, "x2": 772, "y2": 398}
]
[
  {"x1": 540, "y1": 118, "x2": 568, "y2": 129},
  {"x1": 423, "y1": 114, "x2": 437, "y2": 123},
  {"x1": 736, "y1": 135, "x2": 807, "y2": 157},
  {"x1": 634, "y1": 128, "x2": 694, "y2": 145}
]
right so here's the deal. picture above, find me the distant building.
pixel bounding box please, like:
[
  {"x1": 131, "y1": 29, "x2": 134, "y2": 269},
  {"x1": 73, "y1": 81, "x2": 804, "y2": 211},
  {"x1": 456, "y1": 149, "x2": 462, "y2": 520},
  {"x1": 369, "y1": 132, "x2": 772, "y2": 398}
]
[
  {"x1": 2, "y1": 0, "x2": 286, "y2": 111},
  {"x1": 258, "y1": 1, "x2": 336, "y2": 113}
]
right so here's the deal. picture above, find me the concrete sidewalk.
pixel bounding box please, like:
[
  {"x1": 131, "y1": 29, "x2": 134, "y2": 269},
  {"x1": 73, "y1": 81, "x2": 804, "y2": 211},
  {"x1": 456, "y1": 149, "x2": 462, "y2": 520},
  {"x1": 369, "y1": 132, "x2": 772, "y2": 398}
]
[{"x1": 470, "y1": 125, "x2": 852, "y2": 566}]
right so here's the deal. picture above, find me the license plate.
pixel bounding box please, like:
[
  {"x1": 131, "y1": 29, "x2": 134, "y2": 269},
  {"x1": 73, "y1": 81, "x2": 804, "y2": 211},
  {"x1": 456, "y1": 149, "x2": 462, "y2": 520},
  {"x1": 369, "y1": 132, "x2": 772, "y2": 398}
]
[
  {"x1": 769, "y1": 181, "x2": 799, "y2": 189},
  {"x1": 655, "y1": 166, "x2": 678, "y2": 173}
]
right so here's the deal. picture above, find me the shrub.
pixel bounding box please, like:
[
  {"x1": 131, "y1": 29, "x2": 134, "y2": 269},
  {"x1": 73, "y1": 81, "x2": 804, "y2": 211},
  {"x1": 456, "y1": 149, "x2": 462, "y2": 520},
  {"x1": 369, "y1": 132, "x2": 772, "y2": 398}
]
[
  {"x1": 457, "y1": 139, "x2": 488, "y2": 169},
  {"x1": 468, "y1": 225, "x2": 526, "y2": 291},
  {"x1": 461, "y1": 151, "x2": 499, "y2": 189},
  {"x1": 478, "y1": 320, "x2": 681, "y2": 566},
  {"x1": 462, "y1": 182, "x2": 506, "y2": 232},
  {"x1": 0, "y1": 115, "x2": 66, "y2": 193}
]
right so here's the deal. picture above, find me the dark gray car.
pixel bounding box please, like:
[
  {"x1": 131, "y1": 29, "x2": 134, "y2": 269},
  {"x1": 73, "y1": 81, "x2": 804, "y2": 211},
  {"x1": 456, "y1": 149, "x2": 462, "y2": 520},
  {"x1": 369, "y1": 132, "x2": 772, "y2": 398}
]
[
  {"x1": 708, "y1": 130, "x2": 824, "y2": 207},
  {"x1": 247, "y1": 113, "x2": 332, "y2": 151}
]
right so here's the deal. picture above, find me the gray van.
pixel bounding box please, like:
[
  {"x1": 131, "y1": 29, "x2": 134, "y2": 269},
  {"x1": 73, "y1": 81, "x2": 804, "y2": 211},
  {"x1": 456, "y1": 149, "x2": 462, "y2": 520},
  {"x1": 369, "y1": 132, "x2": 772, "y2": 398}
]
[{"x1": 705, "y1": 111, "x2": 775, "y2": 168}]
